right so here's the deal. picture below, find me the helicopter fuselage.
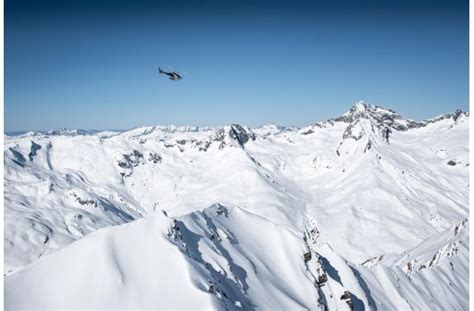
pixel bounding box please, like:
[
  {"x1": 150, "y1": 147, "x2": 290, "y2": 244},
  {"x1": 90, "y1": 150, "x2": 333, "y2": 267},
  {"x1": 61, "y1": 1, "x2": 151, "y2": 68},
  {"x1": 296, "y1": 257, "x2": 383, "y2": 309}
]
[{"x1": 159, "y1": 67, "x2": 182, "y2": 80}]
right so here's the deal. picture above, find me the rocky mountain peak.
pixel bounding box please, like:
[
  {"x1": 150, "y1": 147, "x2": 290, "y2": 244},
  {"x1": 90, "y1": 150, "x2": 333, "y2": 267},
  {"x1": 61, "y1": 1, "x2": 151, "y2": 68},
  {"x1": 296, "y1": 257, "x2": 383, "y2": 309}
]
[
  {"x1": 211, "y1": 124, "x2": 256, "y2": 149},
  {"x1": 334, "y1": 102, "x2": 427, "y2": 137},
  {"x1": 228, "y1": 124, "x2": 256, "y2": 145},
  {"x1": 341, "y1": 102, "x2": 401, "y2": 125}
]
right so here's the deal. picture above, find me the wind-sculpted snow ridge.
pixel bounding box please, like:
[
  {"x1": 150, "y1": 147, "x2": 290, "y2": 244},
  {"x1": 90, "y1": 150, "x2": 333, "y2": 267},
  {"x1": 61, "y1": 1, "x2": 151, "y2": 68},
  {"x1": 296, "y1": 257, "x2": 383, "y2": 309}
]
[
  {"x1": 4, "y1": 101, "x2": 469, "y2": 309},
  {"x1": 0, "y1": 204, "x2": 383, "y2": 309}
]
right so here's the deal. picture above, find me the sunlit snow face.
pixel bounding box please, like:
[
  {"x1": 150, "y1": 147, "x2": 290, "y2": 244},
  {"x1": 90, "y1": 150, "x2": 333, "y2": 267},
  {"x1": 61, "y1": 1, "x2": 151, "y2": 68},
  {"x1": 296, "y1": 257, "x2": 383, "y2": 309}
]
[{"x1": 4, "y1": 103, "x2": 469, "y2": 310}]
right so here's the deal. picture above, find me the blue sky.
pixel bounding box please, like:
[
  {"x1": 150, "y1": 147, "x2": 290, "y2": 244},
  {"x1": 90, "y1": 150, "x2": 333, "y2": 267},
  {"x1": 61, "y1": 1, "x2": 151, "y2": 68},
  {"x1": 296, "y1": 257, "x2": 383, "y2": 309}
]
[{"x1": 5, "y1": 0, "x2": 468, "y2": 131}]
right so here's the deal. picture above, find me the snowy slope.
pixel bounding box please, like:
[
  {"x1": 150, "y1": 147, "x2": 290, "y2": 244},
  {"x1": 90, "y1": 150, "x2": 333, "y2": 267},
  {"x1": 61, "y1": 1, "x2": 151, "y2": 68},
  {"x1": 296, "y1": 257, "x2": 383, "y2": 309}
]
[
  {"x1": 4, "y1": 102, "x2": 469, "y2": 309},
  {"x1": 6, "y1": 205, "x2": 326, "y2": 310}
]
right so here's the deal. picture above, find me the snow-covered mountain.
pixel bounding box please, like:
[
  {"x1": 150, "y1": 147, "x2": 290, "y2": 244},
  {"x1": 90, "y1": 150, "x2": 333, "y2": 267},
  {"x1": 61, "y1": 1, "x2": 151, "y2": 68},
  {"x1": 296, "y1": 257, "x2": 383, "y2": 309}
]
[{"x1": 4, "y1": 102, "x2": 469, "y2": 310}]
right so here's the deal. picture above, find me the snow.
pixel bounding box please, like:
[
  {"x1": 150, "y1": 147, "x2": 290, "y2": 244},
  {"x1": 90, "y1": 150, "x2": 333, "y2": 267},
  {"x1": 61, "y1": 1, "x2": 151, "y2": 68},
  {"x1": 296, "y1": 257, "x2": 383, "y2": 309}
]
[
  {"x1": 4, "y1": 102, "x2": 469, "y2": 309},
  {"x1": 5, "y1": 212, "x2": 214, "y2": 309}
]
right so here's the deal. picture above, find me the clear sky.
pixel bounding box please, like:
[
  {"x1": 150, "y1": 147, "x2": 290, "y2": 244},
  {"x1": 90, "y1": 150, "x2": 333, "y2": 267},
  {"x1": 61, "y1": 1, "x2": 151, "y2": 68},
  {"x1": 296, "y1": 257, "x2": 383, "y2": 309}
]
[{"x1": 5, "y1": 0, "x2": 469, "y2": 131}]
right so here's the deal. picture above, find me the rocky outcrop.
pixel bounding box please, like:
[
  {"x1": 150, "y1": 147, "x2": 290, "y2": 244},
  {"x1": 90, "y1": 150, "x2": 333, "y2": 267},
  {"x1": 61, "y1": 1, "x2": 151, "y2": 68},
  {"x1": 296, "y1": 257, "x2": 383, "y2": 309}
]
[
  {"x1": 334, "y1": 102, "x2": 424, "y2": 131},
  {"x1": 148, "y1": 152, "x2": 162, "y2": 163},
  {"x1": 46, "y1": 129, "x2": 91, "y2": 137},
  {"x1": 9, "y1": 148, "x2": 26, "y2": 167},
  {"x1": 334, "y1": 102, "x2": 468, "y2": 156},
  {"x1": 28, "y1": 141, "x2": 42, "y2": 161},
  {"x1": 69, "y1": 192, "x2": 98, "y2": 208},
  {"x1": 118, "y1": 150, "x2": 145, "y2": 169},
  {"x1": 228, "y1": 124, "x2": 256, "y2": 146},
  {"x1": 213, "y1": 124, "x2": 256, "y2": 149}
]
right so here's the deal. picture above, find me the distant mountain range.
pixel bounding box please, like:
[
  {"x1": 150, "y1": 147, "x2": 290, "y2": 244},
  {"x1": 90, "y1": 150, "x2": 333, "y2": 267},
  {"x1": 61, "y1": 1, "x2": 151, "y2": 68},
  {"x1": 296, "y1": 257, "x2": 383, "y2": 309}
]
[{"x1": 4, "y1": 101, "x2": 469, "y2": 310}]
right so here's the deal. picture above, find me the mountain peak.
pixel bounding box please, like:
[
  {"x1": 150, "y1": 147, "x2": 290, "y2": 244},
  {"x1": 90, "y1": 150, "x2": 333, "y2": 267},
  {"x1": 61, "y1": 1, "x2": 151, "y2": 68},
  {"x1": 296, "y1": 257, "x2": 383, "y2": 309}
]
[
  {"x1": 334, "y1": 102, "x2": 425, "y2": 133},
  {"x1": 345, "y1": 101, "x2": 397, "y2": 119},
  {"x1": 352, "y1": 100, "x2": 370, "y2": 111},
  {"x1": 336, "y1": 102, "x2": 415, "y2": 152}
]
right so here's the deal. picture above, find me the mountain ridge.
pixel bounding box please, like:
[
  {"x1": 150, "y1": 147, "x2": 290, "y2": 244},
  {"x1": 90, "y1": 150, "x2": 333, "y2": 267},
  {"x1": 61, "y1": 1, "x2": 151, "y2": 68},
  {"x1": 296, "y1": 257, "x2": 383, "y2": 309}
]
[
  {"x1": 6, "y1": 101, "x2": 468, "y2": 139},
  {"x1": 4, "y1": 101, "x2": 469, "y2": 309}
]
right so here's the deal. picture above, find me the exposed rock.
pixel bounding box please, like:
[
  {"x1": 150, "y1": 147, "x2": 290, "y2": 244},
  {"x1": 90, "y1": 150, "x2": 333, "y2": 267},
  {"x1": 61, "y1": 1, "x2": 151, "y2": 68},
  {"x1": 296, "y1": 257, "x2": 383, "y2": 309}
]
[
  {"x1": 300, "y1": 123, "x2": 324, "y2": 135},
  {"x1": 9, "y1": 148, "x2": 26, "y2": 167},
  {"x1": 207, "y1": 281, "x2": 214, "y2": 293},
  {"x1": 340, "y1": 291, "x2": 353, "y2": 309},
  {"x1": 118, "y1": 150, "x2": 145, "y2": 169},
  {"x1": 336, "y1": 103, "x2": 467, "y2": 154},
  {"x1": 45, "y1": 128, "x2": 91, "y2": 137},
  {"x1": 454, "y1": 219, "x2": 468, "y2": 236},
  {"x1": 303, "y1": 252, "x2": 312, "y2": 263},
  {"x1": 452, "y1": 109, "x2": 464, "y2": 122},
  {"x1": 317, "y1": 273, "x2": 328, "y2": 285},
  {"x1": 148, "y1": 153, "x2": 162, "y2": 163},
  {"x1": 424, "y1": 109, "x2": 468, "y2": 126},
  {"x1": 342, "y1": 120, "x2": 365, "y2": 141},
  {"x1": 212, "y1": 203, "x2": 228, "y2": 217},
  {"x1": 212, "y1": 124, "x2": 256, "y2": 149},
  {"x1": 340, "y1": 291, "x2": 351, "y2": 300},
  {"x1": 195, "y1": 140, "x2": 212, "y2": 152},
  {"x1": 382, "y1": 127, "x2": 391, "y2": 143},
  {"x1": 28, "y1": 141, "x2": 42, "y2": 161},
  {"x1": 70, "y1": 192, "x2": 98, "y2": 208},
  {"x1": 228, "y1": 124, "x2": 256, "y2": 146},
  {"x1": 364, "y1": 140, "x2": 372, "y2": 153},
  {"x1": 308, "y1": 226, "x2": 320, "y2": 244},
  {"x1": 300, "y1": 128, "x2": 314, "y2": 135}
]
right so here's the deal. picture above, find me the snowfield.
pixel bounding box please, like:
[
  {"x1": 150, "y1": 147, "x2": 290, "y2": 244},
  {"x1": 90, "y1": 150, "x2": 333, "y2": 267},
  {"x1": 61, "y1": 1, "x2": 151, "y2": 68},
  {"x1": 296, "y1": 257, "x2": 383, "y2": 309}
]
[{"x1": 4, "y1": 102, "x2": 469, "y2": 310}]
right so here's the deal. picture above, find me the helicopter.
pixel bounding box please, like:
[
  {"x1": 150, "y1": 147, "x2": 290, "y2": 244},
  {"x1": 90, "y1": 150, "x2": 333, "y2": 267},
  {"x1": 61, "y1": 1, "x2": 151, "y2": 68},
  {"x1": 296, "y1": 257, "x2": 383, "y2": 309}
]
[{"x1": 158, "y1": 67, "x2": 183, "y2": 81}]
